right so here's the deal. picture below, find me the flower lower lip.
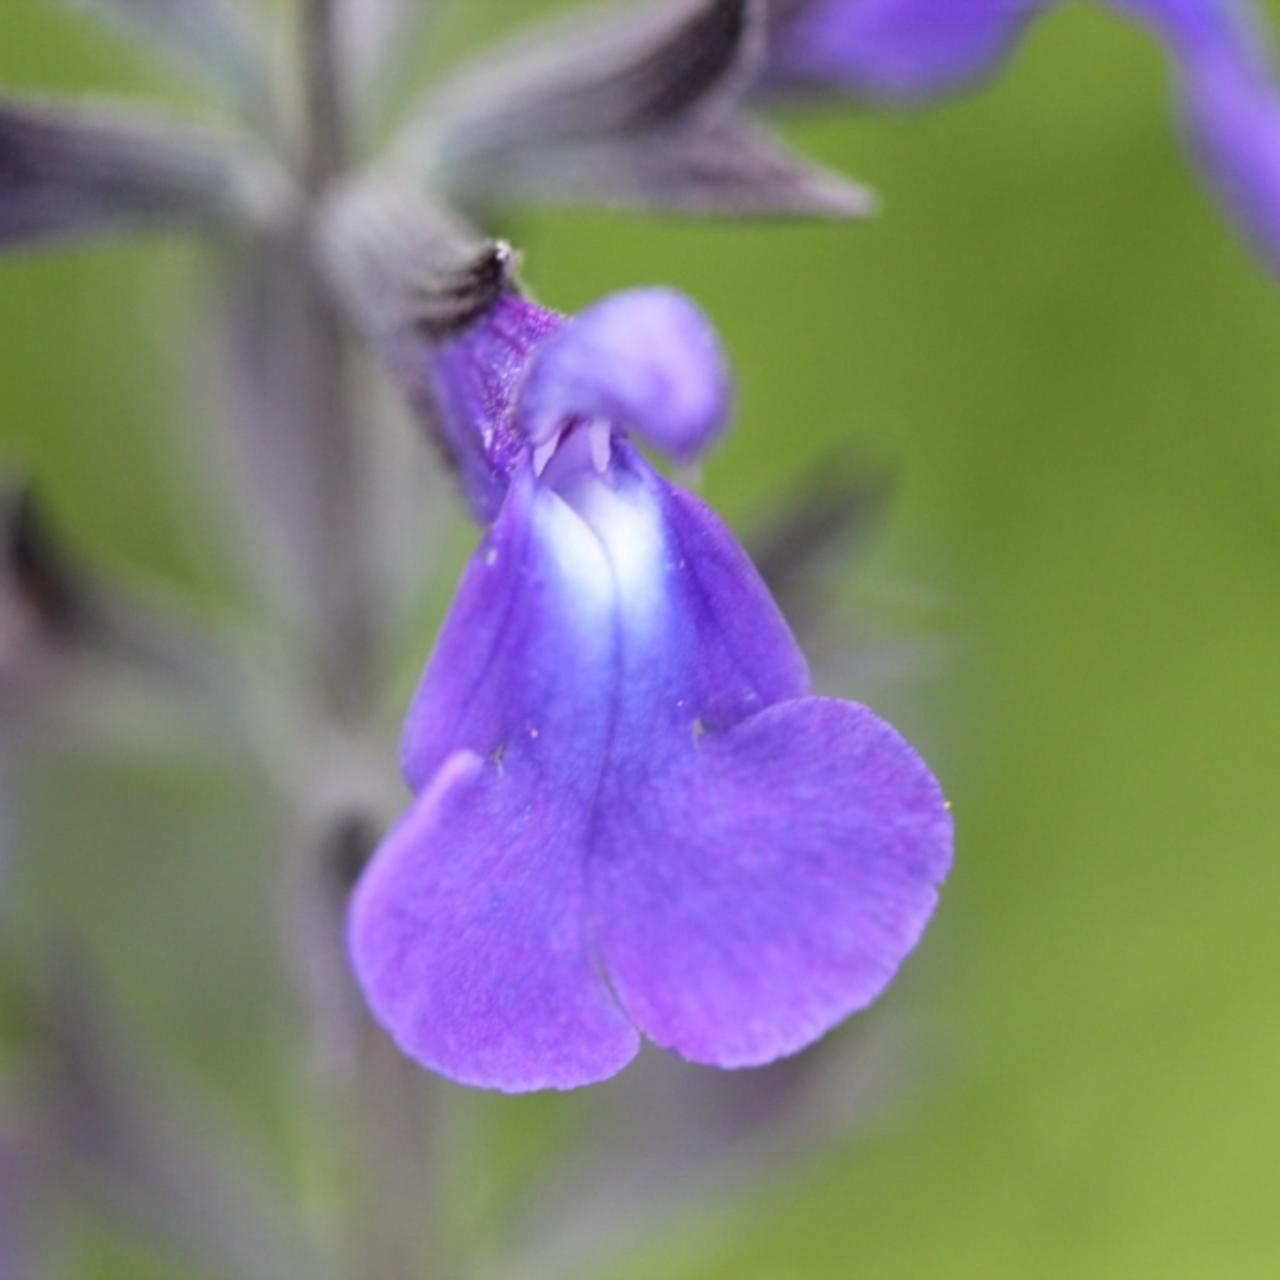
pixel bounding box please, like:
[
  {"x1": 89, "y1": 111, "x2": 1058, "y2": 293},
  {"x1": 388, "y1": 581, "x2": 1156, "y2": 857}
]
[{"x1": 353, "y1": 441, "x2": 953, "y2": 1092}]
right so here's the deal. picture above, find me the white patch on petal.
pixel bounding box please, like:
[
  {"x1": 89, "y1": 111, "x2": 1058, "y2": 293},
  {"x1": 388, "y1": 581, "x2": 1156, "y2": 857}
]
[
  {"x1": 534, "y1": 487, "x2": 616, "y2": 628},
  {"x1": 555, "y1": 470, "x2": 666, "y2": 641}
]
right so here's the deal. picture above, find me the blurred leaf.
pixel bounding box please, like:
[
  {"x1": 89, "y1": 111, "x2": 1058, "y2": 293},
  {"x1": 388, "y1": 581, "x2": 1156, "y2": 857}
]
[
  {"x1": 453, "y1": 117, "x2": 877, "y2": 218},
  {"x1": 36, "y1": 953, "x2": 336, "y2": 1280},
  {"x1": 48, "y1": 0, "x2": 273, "y2": 114},
  {"x1": 0, "y1": 94, "x2": 285, "y2": 248},
  {"x1": 417, "y1": 0, "x2": 760, "y2": 156},
  {"x1": 401, "y1": 0, "x2": 870, "y2": 218}
]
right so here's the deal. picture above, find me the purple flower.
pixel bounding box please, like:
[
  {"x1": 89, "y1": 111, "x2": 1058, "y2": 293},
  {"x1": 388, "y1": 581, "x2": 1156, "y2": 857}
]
[
  {"x1": 348, "y1": 287, "x2": 953, "y2": 1092},
  {"x1": 1122, "y1": 0, "x2": 1280, "y2": 265},
  {"x1": 767, "y1": 0, "x2": 1043, "y2": 101},
  {"x1": 767, "y1": 0, "x2": 1280, "y2": 267}
]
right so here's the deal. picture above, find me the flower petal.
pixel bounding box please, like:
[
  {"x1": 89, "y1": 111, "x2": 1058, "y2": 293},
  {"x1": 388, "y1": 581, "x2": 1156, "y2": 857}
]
[
  {"x1": 591, "y1": 695, "x2": 952, "y2": 1068},
  {"x1": 349, "y1": 750, "x2": 640, "y2": 1092},
  {"x1": 1107, "y1": 0, "x2": 1260, "y2": 55},
  {"x1": 399, "y1": 463, "x2": 617, "y2": 791},
  {"x1": 551, "y1": 443, "x2": 810, "y2": 751},
  {"x1": 519, "y1": 289, "x2": 732, "y2": 462},
  {"x1": 1110, "y1": 0, "x2": 1280, "y2": 267},
  {"x1": 385, "y1": 436, "x2": 947, "y2": 1088},
  {"x1": 767, "y1": 0, "x2": 1280, "y2": 267},
  {"x1": 402, "y1": 444, "x2": 808, "y2": 792},
  {"x1": 767, "y1": 0, "x2": 1041, "y2": 102},
  {"x1": 1182, "y1": 49, "x2": 1280, "y2": 265}
]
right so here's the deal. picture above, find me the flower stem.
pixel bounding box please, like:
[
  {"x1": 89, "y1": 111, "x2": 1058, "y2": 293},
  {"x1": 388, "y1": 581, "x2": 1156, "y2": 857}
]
[
  {"x1": 296, "y1": 0, "x2": 374, "y2": 721},
  {"x1": 291, "y1": 7, "x2": 432, "y2": 1280},
  {"x1": 303, "y1": 0, "x2": 347, "y2": 195}
]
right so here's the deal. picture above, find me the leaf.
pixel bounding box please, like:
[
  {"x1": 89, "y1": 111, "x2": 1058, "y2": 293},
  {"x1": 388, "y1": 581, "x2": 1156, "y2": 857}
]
[
  {"x1": 35, "y1": 955, "x2": 338, "y2": 1280},
  {"x1": 0, "y1": 95, "x2": 286, "y2": 248},
  {"x1": 450, "y1": 118, "x2": 878, "y2": 219},
  {"x1": 336, "y1": 0, "x2": 430, "y2": 107},
  {"x1": 319, "y1": 176, "x2": 513, "y2": 343},
  {"x1": 397, "y1": 0, "x2": 873, "y2": 220},
  {"x1": 0, "y1": 1126, "x2": 40, "y2": 1280},
  {"x1": 50, "y1": 0, "x2": 273, "y2": 112},
  {"x1": 407, "y1": 0, "x2": 765, "y2": 179}
]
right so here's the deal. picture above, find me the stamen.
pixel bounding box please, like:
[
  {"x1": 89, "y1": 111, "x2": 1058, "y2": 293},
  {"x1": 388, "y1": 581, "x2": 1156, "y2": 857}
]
[
  {"x1": 532, "y1": 435, "x2": 559, "y2": 476},
  {"x1": 589, "y1": 420, "x2": 613, "y2": 473}
]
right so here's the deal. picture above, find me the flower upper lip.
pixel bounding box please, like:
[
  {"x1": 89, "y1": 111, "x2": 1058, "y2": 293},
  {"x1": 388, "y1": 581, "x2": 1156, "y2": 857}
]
[{"x1": 427, "y1": 285, "x2": 735, "y2": 521}]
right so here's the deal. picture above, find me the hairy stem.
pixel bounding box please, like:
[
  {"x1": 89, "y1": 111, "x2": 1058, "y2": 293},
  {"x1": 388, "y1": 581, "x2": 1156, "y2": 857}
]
[
  {"x1": 295, "y1": 0, "x2": 375, "y2": 721},
  {"x1": 303, "y1": 0, "x2": 348, "y2": 192},
  {"x1": 291, "y1": 7, "x2": 429, "y2": 1280}
]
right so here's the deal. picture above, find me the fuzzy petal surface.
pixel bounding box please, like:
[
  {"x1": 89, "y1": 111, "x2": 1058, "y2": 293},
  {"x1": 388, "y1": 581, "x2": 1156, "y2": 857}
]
[
  {"x1": 399, "y1": 462, "x2": 615, "y2": 792},
  {"x1": 348, "y1": 750, "x2": 640, "y2": 1092},
  {"x1": 591, "y1": 696, "x2": 952, "y2": 1067},
  {"x1": 429, "y1": 296, "x2": 564, "y2": 522}
]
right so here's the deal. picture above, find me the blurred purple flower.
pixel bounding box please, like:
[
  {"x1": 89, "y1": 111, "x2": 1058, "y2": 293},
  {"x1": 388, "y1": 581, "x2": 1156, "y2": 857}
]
[
  {"x1": 348, "y1": 287, "x2": 953, "y2": 1092},
  {"x1": 768, "y1": 0, "x2": 1280, "y2": 265},
  {"x1": 767, "y1": 0, "x2": 1043, "y2": 100},
  {"x1": 1123, "y1": 0, "x2": 1280, "y2": 264}
]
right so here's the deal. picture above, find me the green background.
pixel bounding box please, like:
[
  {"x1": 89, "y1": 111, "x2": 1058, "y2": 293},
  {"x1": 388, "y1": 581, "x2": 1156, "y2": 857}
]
[{"x1": 2, "y1": 1, "x2": 1279, "y2": 1276}]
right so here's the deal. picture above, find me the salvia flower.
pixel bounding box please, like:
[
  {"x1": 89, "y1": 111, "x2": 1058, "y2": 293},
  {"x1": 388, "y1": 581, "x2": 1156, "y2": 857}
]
[
  {"x1": 766, "y1": 0, "x2": 1044, "y2": 101},
  {"x1": 766, "y1": 0, "x2": 1280, "y2": 267},
  {"x1": 1123, "y1": 0, "x2": 1280, "y2": 265},
  {"x1": 348, "y1": 287, "x2": 953, "y2": 1092}
]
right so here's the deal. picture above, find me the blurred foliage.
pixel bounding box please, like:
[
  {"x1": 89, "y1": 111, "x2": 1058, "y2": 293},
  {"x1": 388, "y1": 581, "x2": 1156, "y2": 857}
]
[{"x1": 3, "y1": 0, "x2": 1280, "y2": 1277}]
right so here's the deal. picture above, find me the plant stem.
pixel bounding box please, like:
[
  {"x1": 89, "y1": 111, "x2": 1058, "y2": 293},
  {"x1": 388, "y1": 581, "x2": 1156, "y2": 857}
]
[
  {"x1": 296, "y1": 0, "x2": 374, "y2": 721},
  {"x1": 292, "y1": 7, "x2": 432, "y2": 1280},
  {"x1": 303, "y1": 0, "x2": 347, "y2": 194}
]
